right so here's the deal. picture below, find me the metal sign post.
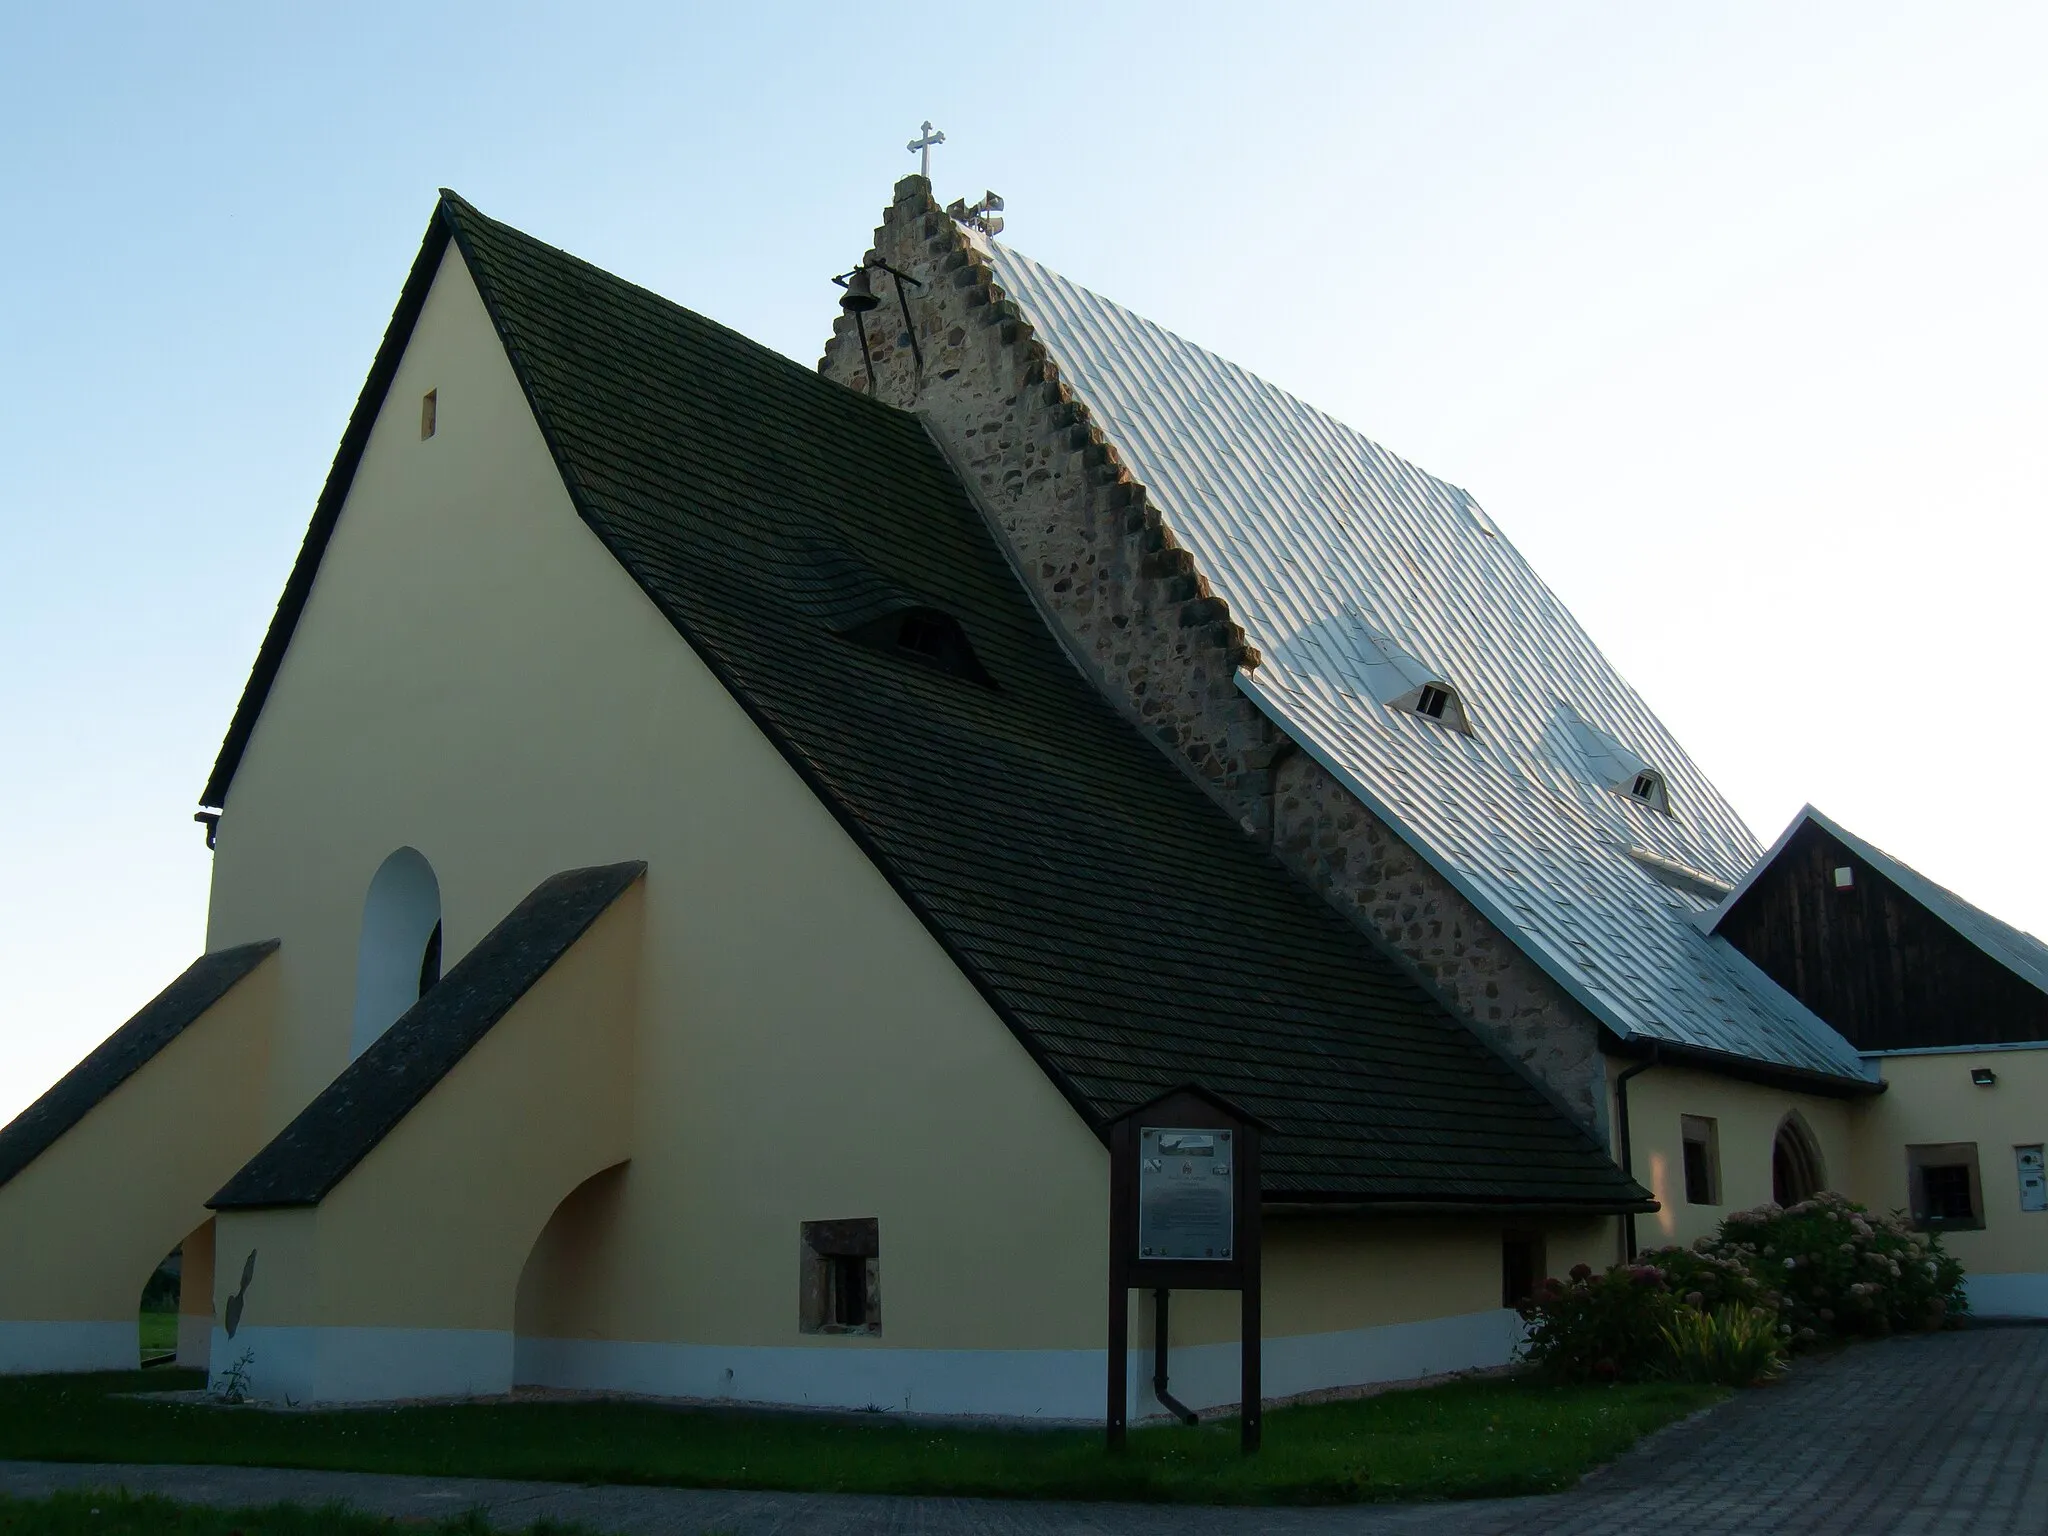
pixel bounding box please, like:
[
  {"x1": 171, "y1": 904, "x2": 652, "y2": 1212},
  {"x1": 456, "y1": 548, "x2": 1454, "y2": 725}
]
[{"x1": 1106, "y1": 1085, "x2": 1264, "y2": 1455}]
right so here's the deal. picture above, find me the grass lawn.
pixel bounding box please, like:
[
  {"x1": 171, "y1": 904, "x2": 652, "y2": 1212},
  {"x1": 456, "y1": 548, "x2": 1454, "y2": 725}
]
[
  {"x1": 0, "y1": 1370, "x2": 1721, "y2": 1506},
  {"x1": 0, "y1": 1492, "x2": 565, "y2": 1536},
  {"x1": 136, "y1": 1315, "x2": 178, "y2": 1359}
]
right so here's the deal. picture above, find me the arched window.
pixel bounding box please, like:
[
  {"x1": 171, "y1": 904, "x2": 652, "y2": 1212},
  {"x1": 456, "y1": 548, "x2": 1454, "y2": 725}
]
[
  {"x1": 1772, "y1": 1113, "x2": 1826, "y2": 1206},
  {"x1": 349, "y1": 847, "x2": 442, "y2": 1059}
]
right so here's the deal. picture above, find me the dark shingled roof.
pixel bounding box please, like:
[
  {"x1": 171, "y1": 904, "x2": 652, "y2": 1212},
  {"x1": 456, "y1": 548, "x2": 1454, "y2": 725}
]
[
  {"x1": 0, "y1": 941, "x2": 277, "y2": 1189},
  {"x1": 205, "y1": 194, "x2": 1649, "y2": 1211},
  {"x1": 211, "y1": 862, "x2": 644, "y2": 1210}
]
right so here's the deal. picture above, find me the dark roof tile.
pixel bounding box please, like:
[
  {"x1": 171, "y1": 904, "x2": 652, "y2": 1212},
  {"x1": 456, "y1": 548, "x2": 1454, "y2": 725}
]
[
  {"x1": 205, "y1": 194, "x2": 1646, "y2": 1211},
  {"x1": 0, "y1": 941, "x2": 277, "y2": 1190}
]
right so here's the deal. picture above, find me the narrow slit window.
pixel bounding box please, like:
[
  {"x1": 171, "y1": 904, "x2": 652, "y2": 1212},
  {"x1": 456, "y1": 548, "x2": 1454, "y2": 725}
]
[
  {"x1": 417, "y1": 919, "x2": 442, "y2": 998},
  {"x1": 826, "y1": 1254, "x2": 867, "y2": 1328},
  {"x1": 420, "y1": 389, "x2": 437, "y2": 439},
  {"x1": 1680, "y1": 1114, "x2": 1720, "y2": 1205},
  {"x1": 1501, "y1": 1231, "x2": 1544, "y2": 1308}
]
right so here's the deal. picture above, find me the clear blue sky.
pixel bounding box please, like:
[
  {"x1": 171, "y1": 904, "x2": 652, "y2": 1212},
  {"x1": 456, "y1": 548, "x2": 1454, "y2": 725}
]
[{"x1": 4, "y1": 2, "x2": 2044, "y2": 1120}]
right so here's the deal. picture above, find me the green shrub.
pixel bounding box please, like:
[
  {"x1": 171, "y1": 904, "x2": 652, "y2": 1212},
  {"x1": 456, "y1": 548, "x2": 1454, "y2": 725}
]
[
  {"x1": 1658, "y1": 1304, "x2": 1786, "y2": 1386},
  {"x1": 1517, "y1": 1262, "x2": 1686, "y2": 1382},
  {"x1": 1693, "y1": 1192, "x2": 1966, "y2": 1343}
]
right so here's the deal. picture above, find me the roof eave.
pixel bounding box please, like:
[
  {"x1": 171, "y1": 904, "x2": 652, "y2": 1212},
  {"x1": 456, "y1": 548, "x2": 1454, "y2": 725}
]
[
  {"x1": 1603, "y1": 1033, "x2": 1885, "y2": 1099},
  {"x1": 1264, "y1": 1194, "x2": 1658, "y2": 1218}
]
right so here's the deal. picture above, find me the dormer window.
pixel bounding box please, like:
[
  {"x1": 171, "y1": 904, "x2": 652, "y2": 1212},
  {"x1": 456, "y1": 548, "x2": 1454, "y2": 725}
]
[
  {"x1": 1626, "y1": 770, "x2": 1671, "y2": 815},
  {"x1": 843, "y1": 606, "x2": 994, "y2": 688},
  {"x1": 1397, "y1": 681, "x2": 1470, "y2": 733}
]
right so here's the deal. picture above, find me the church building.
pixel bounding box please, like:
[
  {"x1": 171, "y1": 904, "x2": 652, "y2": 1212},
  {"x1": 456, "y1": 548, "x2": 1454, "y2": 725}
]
[{"x1": 1, "y1": 173, "x2": 2041, "y2": 1412}]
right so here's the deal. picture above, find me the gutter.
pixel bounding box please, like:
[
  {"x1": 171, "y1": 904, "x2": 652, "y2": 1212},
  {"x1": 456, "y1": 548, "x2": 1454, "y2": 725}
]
[
  {"x1": 1612, "y1": 1048, "x2": 1660, "y2": 1260},
  {"x1": 1150, "y1": 1289, "x2": 1199, "y2": 1426},
  {"x1": 1261, "y1": 1197, "x2": 1656, "y2": 1218},
  {"x1": 1605, "y1": 1034, "x2": 1884, "y2": 1100}
]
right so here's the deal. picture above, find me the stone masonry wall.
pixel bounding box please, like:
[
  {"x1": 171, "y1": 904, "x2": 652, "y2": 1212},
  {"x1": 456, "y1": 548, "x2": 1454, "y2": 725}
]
[{"x1": 817, "y1": 175, "x2": 1608, "y2": 1133}]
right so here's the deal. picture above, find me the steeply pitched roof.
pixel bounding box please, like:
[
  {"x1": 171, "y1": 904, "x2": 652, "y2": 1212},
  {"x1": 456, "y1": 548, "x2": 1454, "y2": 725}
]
[
  {"x1": 1713, "y1": 806, "x2": 2048, "y2": 999},
  {"x1": 980, "y1": 243, "x2": 1874, "y2": 1090},
  {"x1": 204, "y1": 192, "x2": 1647, "y2": 1209},
  {"x1": 212, "y1": 862, "x2": 644, "y2": 1209},
  {"x1": 0, "y1": 941, "x2": 277, "y2": 1189}
]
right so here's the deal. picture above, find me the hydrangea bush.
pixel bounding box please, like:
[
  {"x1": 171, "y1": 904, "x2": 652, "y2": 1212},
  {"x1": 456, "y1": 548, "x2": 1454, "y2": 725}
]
[
  {"x1": 1690, "y1": 1191, "x2": 1965, "y2": 1341},
  {"x1": 1517, "y1": 1192, "x2": 1966, "y2": 1385}
]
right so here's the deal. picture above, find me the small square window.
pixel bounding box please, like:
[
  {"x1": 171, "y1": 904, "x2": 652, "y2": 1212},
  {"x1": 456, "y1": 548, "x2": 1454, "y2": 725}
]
[
  {"x1": 1906, "y1": 1143, "x2": 1984, "y2": 1231},
  {"x1": 1417, "y1": 685, "x2": 1449, "y2": 719},
  {"x1": 800, "y1": 1218, "x2": 880, "y2": 1335},
  {"x1": 420, "y1": 389, "x2": 438, "y2": 440},
  {"x1": 1833, "y1": 865, "x2": 1855, "y2": 890},
  {"x1": 1680, "y1": 1114, "x2": 1720, "y2": 1205}
]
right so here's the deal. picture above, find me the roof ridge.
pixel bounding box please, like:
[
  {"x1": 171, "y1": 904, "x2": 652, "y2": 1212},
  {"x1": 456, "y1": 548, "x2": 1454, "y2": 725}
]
[{"x1": 439, "y1": 191, "x2": 917, "y2": 429}]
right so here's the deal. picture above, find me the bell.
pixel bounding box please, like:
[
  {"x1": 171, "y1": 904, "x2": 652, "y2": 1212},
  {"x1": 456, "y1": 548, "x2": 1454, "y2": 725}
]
[{"x1": 839, "y1": 266, "x2": 881, "y2": 314}]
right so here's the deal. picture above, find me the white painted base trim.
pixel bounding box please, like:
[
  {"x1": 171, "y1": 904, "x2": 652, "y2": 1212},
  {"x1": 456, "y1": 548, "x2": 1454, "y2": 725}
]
[
  {"x1": 515, "y1": 1308, "x2": 1523, "y2": 1421},
  {"x1": 206, "y1": 1309, "x2": 1523, "y2": 1412},
  {"x1": 175, "y1": 1314, "x2": 211, "y2": 1370},
  {"x1": 211, "y1": 1325, "x2": 512, "y2": 1404},
  {"x1": 1966, "y1": 1272, "x2": 2048, "y2": 1318},
  {"x1": 0, "y1": 1321, "x2": 135, "y2": 1374}
]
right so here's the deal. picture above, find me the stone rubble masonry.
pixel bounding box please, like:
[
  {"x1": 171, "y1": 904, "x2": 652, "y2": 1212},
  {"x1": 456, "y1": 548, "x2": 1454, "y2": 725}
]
[{"x1": 816, "y1": 175, "x2": 1608, "y2": 1133}]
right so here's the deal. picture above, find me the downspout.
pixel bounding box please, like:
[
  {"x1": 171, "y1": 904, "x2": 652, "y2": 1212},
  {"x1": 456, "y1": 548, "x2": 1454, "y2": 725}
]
[
  {"x1": 1151, "y1": 1289, "x2": 1199, "y2": 1426},
  {"x1": 1613, "y1": 1047, "x2": 1660, "y2": 1261}
]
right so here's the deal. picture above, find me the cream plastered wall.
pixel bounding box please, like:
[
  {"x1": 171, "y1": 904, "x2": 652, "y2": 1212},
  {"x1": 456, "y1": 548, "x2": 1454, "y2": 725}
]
[
  {"x1": 1141, "y1": 1215, "x2": 1612, "y2": 1347},
  {"x1": 176, "y1": 1217, "x2": 214, "y2": 1369},
  {"x1": 199, "y1": 241, "x2": 1629, "y2": 1394},
  {"x1": 1852, "y1": 1047, "x2": 2048, "y2": 1279},
  {"x1": 214, "y1": 882, "x2": 639, "y2": 1334},
  {"x1": 1613, "y1": 1059, "x2": 1854, "y2": 1251},
  {"x1": 0, "y1": 956, "x2": 275, "y2": 1341},
  {"x1": 201, "y1": 242, "x2": 1117, "y2": 1359}
]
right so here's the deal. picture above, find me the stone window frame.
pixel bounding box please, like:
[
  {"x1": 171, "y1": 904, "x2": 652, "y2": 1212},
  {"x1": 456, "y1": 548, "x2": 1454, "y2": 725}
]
[
  {"x1": 800, "y1": 1218, "x2": 881, "y2": 1336},
  {"x1": 1906, "y1": 1143, "x2": 1985, "y2": 1232},
  {"x1": 1680, "y1": 1114, "x2": 1721, "y2": 1205}
]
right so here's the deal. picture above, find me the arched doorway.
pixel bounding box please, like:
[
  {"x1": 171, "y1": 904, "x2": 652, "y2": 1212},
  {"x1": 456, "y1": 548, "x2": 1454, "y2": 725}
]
[
  {"x1": 138, "y1": 1245, "x2": 181, "y2": 1368},
  {"x1": 1772, "y1": 1113, "x2": 1825, "y2": 1206},
  {"x1": 513, "y1": 1162, "x2": 628, "y2": 1389},
  {"x1": 350, "y1": 847, "x2": 442, "y2": 1059}
]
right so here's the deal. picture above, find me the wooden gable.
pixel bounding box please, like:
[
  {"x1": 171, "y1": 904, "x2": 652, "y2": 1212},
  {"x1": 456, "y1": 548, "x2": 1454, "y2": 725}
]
[{"x1": 1718, "y1": 818, "x2": 2048, "y2": 1051}]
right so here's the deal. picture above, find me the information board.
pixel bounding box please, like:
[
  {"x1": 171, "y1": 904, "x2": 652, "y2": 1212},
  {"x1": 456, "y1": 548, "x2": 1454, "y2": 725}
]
[{"x1": 1137, "y1": 1126, "x2": 1235, "y2": 1260}]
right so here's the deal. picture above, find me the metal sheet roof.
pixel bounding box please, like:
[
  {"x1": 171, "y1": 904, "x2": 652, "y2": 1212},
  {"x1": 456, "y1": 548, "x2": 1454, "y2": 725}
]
[
  {"x1": 1713, "y1": 805, "x2": 2048, "y2": 999},
  {"x1": 985, "y1": 242, "x2": 1873, "y2": 1084}
]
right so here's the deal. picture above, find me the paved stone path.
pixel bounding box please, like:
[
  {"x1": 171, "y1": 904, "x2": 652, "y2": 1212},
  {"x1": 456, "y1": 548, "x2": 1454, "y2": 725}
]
[{"x1": 4, "y1": 1326, "x2": 2044, "y2": 1533}]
